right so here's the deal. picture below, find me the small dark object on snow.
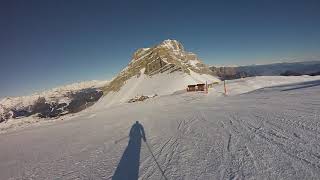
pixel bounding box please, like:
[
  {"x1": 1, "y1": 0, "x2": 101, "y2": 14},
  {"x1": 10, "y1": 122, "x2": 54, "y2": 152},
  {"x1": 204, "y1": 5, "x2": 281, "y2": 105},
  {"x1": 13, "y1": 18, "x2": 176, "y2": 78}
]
[{"x1": 128, "y1": 95, "x2": 157, "y2": 103}]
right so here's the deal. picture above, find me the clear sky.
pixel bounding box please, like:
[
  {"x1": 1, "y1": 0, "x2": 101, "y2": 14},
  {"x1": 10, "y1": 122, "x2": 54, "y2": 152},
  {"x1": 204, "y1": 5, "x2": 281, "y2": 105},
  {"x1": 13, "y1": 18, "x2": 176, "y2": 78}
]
[{"x1": 1, "y1": 0, "x2": 320, "y2": 98}]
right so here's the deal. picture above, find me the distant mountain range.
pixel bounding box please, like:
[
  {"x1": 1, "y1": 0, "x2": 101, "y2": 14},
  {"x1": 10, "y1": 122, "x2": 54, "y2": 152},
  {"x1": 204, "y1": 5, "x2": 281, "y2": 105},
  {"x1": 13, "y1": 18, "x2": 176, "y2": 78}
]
[
  {"x1": 210, "y1": 61, "x2": 320, "y2": 80},
  {"x1": 0, "y1": 81, "x2": 108, "y2": 123}
]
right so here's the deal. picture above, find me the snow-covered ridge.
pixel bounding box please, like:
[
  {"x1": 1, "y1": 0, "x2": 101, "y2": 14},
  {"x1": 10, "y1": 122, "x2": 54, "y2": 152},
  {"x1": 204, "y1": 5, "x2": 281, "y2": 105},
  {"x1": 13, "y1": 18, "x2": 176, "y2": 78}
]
[
  {"x1": 0, "y1": 80, "x2": 108, "y2": 122},
  {"x1": 0, "y1": 80, "x2": 108, "y2": 108},
  {"x1": 129, "y1": 39, "x2": 210, "y2": 72},
  {"x1": 160, "y1": 39, "x2": 185, "y2": 52}
]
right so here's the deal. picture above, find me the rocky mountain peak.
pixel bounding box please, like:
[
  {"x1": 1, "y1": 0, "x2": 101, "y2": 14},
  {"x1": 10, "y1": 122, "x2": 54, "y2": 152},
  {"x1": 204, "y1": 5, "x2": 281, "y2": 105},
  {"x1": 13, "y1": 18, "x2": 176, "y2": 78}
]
[
  {"x1": 103, "y1": 40, "x2": 214, "y2": 94},
  {"x1": 131, "y1": 39, "x2": 184, "y2": 63},
  {"x1": 158, "y1": 39, "x2": 185, "y2": 52}
]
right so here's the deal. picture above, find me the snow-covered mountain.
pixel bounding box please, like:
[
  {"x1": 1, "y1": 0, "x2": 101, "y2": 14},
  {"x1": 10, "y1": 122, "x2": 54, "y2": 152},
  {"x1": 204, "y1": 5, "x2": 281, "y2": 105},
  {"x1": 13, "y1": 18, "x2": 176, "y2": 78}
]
[
  {"x1": 0, "y1": 39, "x2": 220, "y2": 122},
  {"x1": 99, "y1": 39, "x2": 220, "y2": 107},
  {"x1": 210, "y1": 61, "x2": 320, "y2": 80},
  {"x1": 0, "y1": 80, "x2": 108, "y2": 122}
]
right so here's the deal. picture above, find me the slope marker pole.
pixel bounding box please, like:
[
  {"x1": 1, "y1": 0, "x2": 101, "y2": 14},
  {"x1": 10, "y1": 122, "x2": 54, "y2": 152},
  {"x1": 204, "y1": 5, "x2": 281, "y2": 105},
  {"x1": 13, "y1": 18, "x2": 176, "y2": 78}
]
[{"x1": 224, "y1": 80, "x2": 227, "y2": 95}]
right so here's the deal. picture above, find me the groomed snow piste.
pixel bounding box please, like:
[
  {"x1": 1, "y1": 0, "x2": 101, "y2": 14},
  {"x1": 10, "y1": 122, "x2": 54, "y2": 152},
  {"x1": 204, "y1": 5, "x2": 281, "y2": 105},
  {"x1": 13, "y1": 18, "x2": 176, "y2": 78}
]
[{"x1": 0, "y1": 75, "x2": 319, "y2": 179}]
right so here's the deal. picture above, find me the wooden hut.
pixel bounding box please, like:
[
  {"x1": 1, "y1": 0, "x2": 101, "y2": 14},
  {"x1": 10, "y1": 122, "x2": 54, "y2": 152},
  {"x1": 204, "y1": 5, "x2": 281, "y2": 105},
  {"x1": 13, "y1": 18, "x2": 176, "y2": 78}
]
[
  {"x1": 187, "y1": 83, "x2": 207, "y2": 92},
  {"x1": 187, "y1": 85, "x2": 196, "y2": 92},
  {"x1": 197, "y1": 84, "x2": 206, "y2": 91}
]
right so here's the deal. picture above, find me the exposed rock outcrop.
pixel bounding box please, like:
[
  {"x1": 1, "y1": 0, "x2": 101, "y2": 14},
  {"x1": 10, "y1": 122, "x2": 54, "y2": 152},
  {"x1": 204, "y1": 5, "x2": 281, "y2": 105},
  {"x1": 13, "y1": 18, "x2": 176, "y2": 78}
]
[{"x1": 67, "y1": 88, "x2": 103, "y2": 113}]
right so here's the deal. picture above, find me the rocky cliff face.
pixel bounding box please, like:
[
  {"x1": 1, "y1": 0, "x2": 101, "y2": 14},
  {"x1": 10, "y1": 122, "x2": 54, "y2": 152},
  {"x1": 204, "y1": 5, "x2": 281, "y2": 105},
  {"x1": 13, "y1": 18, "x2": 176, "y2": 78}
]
[{"x1": 102, "y1": 39, "x2": 214, "y2": 95}]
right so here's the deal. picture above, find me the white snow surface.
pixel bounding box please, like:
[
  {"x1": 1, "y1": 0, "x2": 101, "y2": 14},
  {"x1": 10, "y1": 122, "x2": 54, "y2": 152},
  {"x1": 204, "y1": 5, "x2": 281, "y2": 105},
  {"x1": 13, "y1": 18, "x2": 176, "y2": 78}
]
[
  {"x1": 0, "y1": 76, "x2": 320, "y2": 179},
  {"x1": 188, "y1": 59, "x2": 200, "y2": 67},
  {"x1": 211, "y1": 75, "x2": 320, "y2": 96}
]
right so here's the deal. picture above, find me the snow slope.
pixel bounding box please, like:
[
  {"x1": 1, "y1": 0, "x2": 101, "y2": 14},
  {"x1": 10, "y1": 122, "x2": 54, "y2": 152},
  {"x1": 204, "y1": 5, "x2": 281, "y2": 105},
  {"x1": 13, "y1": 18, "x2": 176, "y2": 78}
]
[
  {"x1": 0, "y1": 76, "x2": 319, "y2": 179},
  {"x1": 95, "y1": 68, "x2": 219, "y2": 108},
  {"x1": 210, "y1": 75, "x2": 320, "y2": 96},
  {"x1": 96, "y1": 75, "x2": 320, "y2": 108}
]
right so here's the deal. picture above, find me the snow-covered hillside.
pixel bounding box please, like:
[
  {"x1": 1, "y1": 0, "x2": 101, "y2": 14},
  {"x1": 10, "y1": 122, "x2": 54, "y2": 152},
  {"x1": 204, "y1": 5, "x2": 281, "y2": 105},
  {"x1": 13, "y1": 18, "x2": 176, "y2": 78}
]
[
  {"x1": 0, "y1": 80, "x2": 107, "y2": 109},
  {"x1": 97, "y1": 69, "x2": 218, "y2": 107},
  {"x1": 0, "y1": 80, "x2": 108, "y2": 122},
  {"x1": 100, "y1": 39, "x2": 220, "y2": 107},
  {"x1": 0, "y1": 76, "x2": 319, "y2": 179}
]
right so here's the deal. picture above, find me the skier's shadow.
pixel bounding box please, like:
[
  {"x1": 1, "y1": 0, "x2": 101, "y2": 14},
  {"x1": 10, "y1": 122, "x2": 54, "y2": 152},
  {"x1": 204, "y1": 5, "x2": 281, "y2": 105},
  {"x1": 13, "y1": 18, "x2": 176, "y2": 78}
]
[{"x1": 112, "y1": 121, "x2": 146, "y2": 180}]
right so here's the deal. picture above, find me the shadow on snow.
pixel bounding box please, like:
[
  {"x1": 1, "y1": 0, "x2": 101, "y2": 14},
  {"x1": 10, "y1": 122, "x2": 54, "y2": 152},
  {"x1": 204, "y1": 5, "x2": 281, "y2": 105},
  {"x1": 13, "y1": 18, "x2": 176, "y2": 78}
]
[{"x1": 112, "y1": 121, "x2": 146, "y2": 180}]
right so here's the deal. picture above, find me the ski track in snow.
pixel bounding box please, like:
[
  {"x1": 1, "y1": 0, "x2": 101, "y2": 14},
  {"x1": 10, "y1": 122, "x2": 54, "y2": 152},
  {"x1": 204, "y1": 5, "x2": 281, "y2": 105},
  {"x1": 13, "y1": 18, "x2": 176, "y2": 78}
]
[{"x1": 0, "y1": 80, "x2": 320, "y2": 179}]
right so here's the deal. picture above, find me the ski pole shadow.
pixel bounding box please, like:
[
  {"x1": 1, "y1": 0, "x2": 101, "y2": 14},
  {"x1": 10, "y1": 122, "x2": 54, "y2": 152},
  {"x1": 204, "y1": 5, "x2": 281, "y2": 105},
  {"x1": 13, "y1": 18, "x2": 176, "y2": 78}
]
[{"x1": 112, "y1": 121, "x2": 146, "y2": 180}]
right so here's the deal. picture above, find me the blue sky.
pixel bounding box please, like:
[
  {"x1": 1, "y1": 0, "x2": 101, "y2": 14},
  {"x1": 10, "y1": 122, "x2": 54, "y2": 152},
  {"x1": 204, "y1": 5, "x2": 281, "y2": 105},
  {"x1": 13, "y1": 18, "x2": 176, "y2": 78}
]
[{"x1": 1, "y1": 0, "x2": 320, "y2": 98}]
